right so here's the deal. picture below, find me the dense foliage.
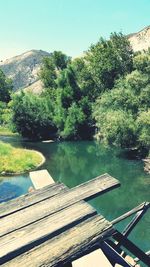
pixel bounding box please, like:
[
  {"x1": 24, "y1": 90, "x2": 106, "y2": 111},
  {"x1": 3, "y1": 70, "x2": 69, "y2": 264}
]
[
  {"x1": 0, "y1": 69, "x2": 13, "y2": 102},
  {"x1": 11, "y1": 92, "x2": 56, "y2": 139},
  {"x1": 86, "y1": 32, "x2": 133, "y2": 91},
  {"x1": 38, "y1": 34, "x2": 133, "y2": 140},
  {"x1": 1, "y1": 33, "x2": 150, "y2": 155},
  {"x1": 52, "y1": 62, "x2": 95, "y2": 139},
  {"x1": 93, "y1": 51, "x2": 150, "y2": 150},
  {"x1": 39, "y1": 51, "x2": 71, "y2": 88}
]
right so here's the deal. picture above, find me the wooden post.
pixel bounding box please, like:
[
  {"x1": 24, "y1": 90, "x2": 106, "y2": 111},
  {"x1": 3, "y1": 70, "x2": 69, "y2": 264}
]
[
  {"x1": 112, "y1": 231, "x2": 150, "y2": 266},
  {"x1": 29, "y1": 169, "x2": 55, "y2": 189}
]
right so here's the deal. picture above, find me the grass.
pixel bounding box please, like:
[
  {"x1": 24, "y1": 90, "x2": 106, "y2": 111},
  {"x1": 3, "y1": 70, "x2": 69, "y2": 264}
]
[
  {"x1": 0, "y1": 141, "x2": 43, "y2": 174},
  {"x1": 0, "y1": 126, "x2": 19, "y2": 136}
]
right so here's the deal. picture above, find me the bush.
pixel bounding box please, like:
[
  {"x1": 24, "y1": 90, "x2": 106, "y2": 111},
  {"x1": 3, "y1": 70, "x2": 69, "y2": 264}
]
[
  {"x1": 11, "y1": 92, "x2": 56, "y2": 139},
  {"x1": 137, "y1": 110, "x2": 150, "y2": 149},
  {"x1": 0, "y1": 69, "x2": 13, "y2": 102},
  {"x1": 94, "y1": 109, "x2": 136, "y2": 147}
]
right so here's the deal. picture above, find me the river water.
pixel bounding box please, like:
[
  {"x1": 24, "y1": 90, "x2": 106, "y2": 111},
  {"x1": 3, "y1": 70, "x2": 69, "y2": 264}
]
[{"x1": 0, "y1": 139, "x2": 149, "y2": 261}]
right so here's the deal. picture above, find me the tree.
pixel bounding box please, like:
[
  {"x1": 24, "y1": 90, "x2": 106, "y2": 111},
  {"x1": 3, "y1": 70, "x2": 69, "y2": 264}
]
[
  {"x1": 53, "y1": 62, "x2": 94, "y2": 140},
  {"x1": 137, "y1": 110, "x2": 150, "y2": 149},
  {"x1": 86, "y1": 32, "x2": 133, "y2": 91},
  {"x1": 61, "y1": 103, "x2": 85, "y2": 140},
  {"x1": 52, "y1": 51, "x2": 71, "y2": 70},
  {"x1": 93, "y1": 52, "x2": 150, "y2": 150},
  {"x1": 0, "y1": 101, "x2": 6, "y2": 124},
  {"x1": 40, "y1": 51, "x2": 71, "y2": 88},
  {"x1": 133, "y1": 51, "x2": 150, "y2": 74},
  {"x1": 93, "y1": 107, "x2": 136, "y2": 147},
  {"x1": 39, "y1": 57, "x2": 57, "y2": 88},
  {"x1": 0, "y1": 69, "x2": 13, "y2": 102},
  {"x1": 11, "y1": 92, "x2": 56, "y2": 139}
]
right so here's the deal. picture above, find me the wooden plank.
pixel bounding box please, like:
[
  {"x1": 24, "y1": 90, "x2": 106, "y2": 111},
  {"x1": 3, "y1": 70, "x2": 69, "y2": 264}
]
[
  {"x1": 122, "y1": 204, "x2": 149, "y2": 236},
  {"x1": 0, "y1": 202, "x2": 97, "y2": 264},
  {"x1": 30, "y1": 169, "x2": 55, "y2": 189},
  {"x1": 1, "y1": 215, "x2": 114, "y2": 267},
  {"x1": 0, "y1": 174, "x2": 120, "y2": 237},
  {"x1": 30, "y1": 170, "x2": 113, "y2": 267},
  {"x1": 0, "y1": 183, "x2": 68, "y2": 219},
  {"x1": 30, "y1": 171, "x2": 112, "y2": 267},
  {"x1": 111, "y1": 201, "x2": 150, "y2": 225}
]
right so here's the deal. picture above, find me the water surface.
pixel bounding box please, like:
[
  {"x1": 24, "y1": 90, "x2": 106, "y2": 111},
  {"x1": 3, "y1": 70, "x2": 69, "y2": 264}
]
[{"x1": 0, "y1": 139, "x2": 149, "y2": 262}]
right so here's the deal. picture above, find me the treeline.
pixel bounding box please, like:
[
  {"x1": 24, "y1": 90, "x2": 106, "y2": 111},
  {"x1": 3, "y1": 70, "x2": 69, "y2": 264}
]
[
  {"x1": 0, "y1": 33, "x2": 150, "y2": 153},
  {"x1": 0, "y1": 69, "x2": 13, "y2": 125}
]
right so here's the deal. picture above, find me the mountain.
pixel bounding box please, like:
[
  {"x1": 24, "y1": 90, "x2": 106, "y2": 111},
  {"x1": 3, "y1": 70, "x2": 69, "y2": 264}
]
[
  {"x1": 0, "y1": 50, "x2": 50, "y2": 91},
  {"x1": 128, "y1": 26, "x2": 150, "y2": 52},
  {"x1": 0, "y1": 26, "x2": 150, "y2": 92},
  {"x1": 24, "y1": 80, "x2": 44, "y2": 94}
]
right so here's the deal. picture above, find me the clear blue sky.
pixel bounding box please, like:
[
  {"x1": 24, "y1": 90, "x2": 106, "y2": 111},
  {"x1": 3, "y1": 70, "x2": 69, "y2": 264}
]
[{"x1": 0, "y1": 0, "x2": 150, "y2": 60}]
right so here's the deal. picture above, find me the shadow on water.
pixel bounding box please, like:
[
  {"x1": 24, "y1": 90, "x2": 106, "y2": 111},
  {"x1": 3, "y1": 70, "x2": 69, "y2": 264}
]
[{"x1": 0, "y1": 182, "x2": 22, "y2": 203}]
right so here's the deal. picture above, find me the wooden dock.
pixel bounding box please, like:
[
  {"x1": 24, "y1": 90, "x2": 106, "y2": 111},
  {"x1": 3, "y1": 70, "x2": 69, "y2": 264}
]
[
  {"x1": 0, "y1": 172, "x2": 119, "y2": 266},
  {"x1": 29, "y1": 169, "x2": 114, "y2": 267},
  {"x1": 0, "y1": 170, "x2": 149, "y2": 267}
]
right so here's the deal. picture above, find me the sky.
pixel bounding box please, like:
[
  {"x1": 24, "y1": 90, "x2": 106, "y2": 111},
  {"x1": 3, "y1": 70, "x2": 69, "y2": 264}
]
[{"x1": 0, "y1": 0, "x2": 150, "y2": 60}]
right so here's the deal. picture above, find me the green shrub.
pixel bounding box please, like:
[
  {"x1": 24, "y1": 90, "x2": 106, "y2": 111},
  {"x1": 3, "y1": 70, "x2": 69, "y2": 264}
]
[{"x1": 11, "y1": 92, "x2": 56, "y2": 139}]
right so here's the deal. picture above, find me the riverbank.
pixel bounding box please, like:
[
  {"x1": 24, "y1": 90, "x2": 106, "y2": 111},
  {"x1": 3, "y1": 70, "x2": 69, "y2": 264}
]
[
  {"x1": 0, "y1": 126, "x2": 19, "y2": 137},
  {"x1": 0, "y1": 141, "x2": 45, "y2": 175},
  {"x1": 143, "y1": 157, "x2": 150, "y2": 174}
]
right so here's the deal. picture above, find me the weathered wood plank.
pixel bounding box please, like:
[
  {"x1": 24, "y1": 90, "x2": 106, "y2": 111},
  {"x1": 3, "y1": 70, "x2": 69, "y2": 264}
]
[
  {"x1": 0, "y1": 174, "x2": 119, "y2": 237},
  {"x1": 30, "y1": 171, "x2": 111, "y2": 267},
  {"x1": 29, "y1": 170, "x2": 113, "y2": 267},
  {"x1": 30, "y1": 169, "x2": 55, "y2": 189},
  {"x1": 111, "y1": 202, "x2": 150, "y2": 225},
  {"x1": 0, "y1": 202, "x2": 96, "y2": 264},
  {"x1": 1, "y1": 215, "x2": 114, "y2": 267},
  {"x1": 0, "y1": 183, "x2": 68, "y2": 218}
]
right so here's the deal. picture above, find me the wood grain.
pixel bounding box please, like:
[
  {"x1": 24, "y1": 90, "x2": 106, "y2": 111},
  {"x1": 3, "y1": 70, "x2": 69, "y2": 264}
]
[
  {"x1": 0, "y1": 174, "x2": 119, "y2": 238},
  {"x1": 0, "y1": 202, "x2": 96, "y2": 264},
  {"x1": 0, "y1": 183, "x2": 68, "y2": 218},
  {"x1": 2, "y1": 215, "x2": 114, "y2": 267}
]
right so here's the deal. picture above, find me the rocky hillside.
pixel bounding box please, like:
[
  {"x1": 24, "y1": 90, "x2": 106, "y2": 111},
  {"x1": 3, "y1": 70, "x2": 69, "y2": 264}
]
[
  {"x1": 0, "y1": 26, "x2": 150, "y2": 92},
  {"x1": 128, "y1": 26, "x2": 150, "y2": 52},
  {"x1": 0, "y1": 50, "x2": 50, "y2": 91}
]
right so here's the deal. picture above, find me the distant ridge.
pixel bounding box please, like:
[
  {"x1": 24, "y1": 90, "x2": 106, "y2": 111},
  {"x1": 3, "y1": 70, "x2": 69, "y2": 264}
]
[
  {"x1": 0, "y1": 50, "x2": 50, "y2": 91},
  {"x1": 127, "y1": 25, "x2": 150, "y2": 52},
  {"x1": 0, "y1": 26, "x2": 150, "y2": 93}
]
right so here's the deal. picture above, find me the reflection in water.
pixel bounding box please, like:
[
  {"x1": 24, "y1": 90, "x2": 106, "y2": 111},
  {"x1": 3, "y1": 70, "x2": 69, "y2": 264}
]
[
  {"x1": 0, "y1": 140, "x2": 149, "y2": 258},
  {"x1": 36, "y1": 141, "x2": 150, "y2": 254}
]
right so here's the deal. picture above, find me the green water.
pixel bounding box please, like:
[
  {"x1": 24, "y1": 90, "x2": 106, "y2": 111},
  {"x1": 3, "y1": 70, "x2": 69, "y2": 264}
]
[
  {"x1": 0, "y1": 139, "x2": 149, "y2": 262},
  {"x1": 29, "y1": 141, "x2": 150, "y2": 255}
]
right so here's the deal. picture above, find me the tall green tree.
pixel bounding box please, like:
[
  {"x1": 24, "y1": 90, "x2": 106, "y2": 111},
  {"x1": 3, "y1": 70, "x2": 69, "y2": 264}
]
[
  {"x1": 86, "y1": 32, "x2": 133, "y2": 91},
  {"x1": 0, "y1": 69, "x2": 13, "y2": 102},
  {"x1": 40, "y1": 51, "x2": 71, "y2": 88},
  {"x1": 93, "y1": 55, "x2": 150, "y2": 149},
  {"x1": 53, "y1": 62, "x2": 94, "y2": 140}
]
